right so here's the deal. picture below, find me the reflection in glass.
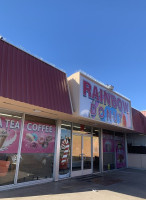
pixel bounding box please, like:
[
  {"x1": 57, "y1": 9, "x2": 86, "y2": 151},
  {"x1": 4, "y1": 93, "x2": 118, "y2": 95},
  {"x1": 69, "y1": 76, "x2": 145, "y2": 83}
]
[
  {"x1": 83, "y1": 136, "x2": 91, "y2": 169},
  {"x1": 18, "y1": 115, "x2": 56, "y2": 183},
  {"x1": 0, "y1": 111, "x2": 22, "y2": 186},
  {"x1": 72, "y1": 135, "x2": 82, "y2": 171},
  {"x1": 18, "y1": 153, "x2": 54, "y2": 182},
  {"x1": 59, "y1": 121, "x2": 71, "y2": 179}
]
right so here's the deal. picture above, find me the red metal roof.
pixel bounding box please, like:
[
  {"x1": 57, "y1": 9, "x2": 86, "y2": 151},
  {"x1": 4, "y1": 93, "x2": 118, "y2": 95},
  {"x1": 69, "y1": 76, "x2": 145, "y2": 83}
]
[
  {"x1": 0, "y1": 39, "x2": 72, "y2": 114},
  {"x1": 141, "y1": 111, "x2": 146, "y2": 117},
  {"x1": 132, "y1": 108, "x2": 146, "y2": 134},
  {"x1": 141, "y1": 111, "x2": 146, "y2": 134}
]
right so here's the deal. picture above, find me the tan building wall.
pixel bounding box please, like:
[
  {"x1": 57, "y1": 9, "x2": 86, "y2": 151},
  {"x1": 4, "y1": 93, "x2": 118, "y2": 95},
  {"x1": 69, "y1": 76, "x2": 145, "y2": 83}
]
[{"x1": 128, "y1": 153, "x2": 146, "y2": 169}]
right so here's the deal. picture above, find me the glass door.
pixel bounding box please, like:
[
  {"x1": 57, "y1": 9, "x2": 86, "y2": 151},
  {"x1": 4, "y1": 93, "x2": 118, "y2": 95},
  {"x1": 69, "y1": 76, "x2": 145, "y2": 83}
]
[
  {"x1": 72, "y1": 135, "x2": 82, "y2": 176},
  {"x1": 82, "y1": 135, "x2": 92, "y2": 175},
  {"x1": 71, "y1": 134, "x2": 92, "y2": 177}
]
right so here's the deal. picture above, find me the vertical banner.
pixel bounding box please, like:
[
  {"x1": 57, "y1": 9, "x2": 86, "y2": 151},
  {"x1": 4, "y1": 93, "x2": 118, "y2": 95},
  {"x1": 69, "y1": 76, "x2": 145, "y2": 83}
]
[
  {"x1": 21, "y1": 121, "x2": 56, "y2": 153},
  {"x1": 59, "y1": 125, "x2": 71, "y2": 178},
  {"x1": 60, "y1": 137, "x2": 70, "y2": 170},
  {"x1": 115, "y1": 137, "x2": 126, "y2": 168}
]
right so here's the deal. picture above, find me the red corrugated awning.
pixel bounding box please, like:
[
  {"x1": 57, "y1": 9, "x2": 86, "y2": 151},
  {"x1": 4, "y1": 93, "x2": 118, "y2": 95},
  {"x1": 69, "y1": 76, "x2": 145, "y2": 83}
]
[
  {"x1": 0, "y1": 39, "x2": 72, "y2": 114},
  {"x1": 132, "y1": 108, "x2": 146, "y2": 134},
  {"x1": 141, "y1": 111, "x2": 146, "y2": 133}
]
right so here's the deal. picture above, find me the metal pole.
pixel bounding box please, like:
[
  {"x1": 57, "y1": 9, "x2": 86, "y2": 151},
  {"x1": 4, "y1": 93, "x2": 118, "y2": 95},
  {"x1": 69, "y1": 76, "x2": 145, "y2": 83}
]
[
  {"x1": 125, "y1": 133, "x2": 128, "y2": 168},
  {"x1": 70, "y1": 122, "x2": 73, "y2": 177},
  {"x1": 14, "y1": 113, "x2": 25, "y2": 184},
  {"x1": 114, "y1": 131, "x2": 117, "y2": 169},
  {"x1": 99, "y1": 128, "x2": 103, "y2": 173},
  {"x1": 91, "y1": 127, "x2": 93, "y2": 173},
  {"x1": 53, "y1": 120, "x2": 61, "y2": 181}
]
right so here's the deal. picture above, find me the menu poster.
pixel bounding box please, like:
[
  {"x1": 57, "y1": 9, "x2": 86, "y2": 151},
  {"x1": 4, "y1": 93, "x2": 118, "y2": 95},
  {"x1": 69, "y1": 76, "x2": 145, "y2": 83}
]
[
  {"x1": 103, "y1": 133, "x2": 115, "y2": 153},
  {"x1": 0, "y1": 117, "x2": 21, "y2": 153},
  {"x1": 115, "y1": 139, "x2": 126, "y2": 168},
  {"x1": 21, "y1": 121, "x2": 56, "y2": 153}
]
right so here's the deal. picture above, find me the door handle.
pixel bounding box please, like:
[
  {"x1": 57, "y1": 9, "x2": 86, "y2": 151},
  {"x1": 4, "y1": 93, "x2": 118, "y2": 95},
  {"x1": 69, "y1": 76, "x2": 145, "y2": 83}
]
[
  {"x1": 79, "y1": 154, "x2": 82, "y2": 160},
  {"x1": 82, "y1": 154, "x2": 86, "y2": 160}
]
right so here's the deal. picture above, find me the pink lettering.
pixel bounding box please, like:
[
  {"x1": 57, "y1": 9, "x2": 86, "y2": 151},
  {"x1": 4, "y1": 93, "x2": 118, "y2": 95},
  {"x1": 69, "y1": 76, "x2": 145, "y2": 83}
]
[
  {"x1": 111, "y1": 95, "x2": 117, "y2": 109},
  {"x1": 117, "y1": 98, "x2": 122, "y2": 112},
  {"x1": 122, "y1": 101, "x2": 128, "y2": 113},
  {"x1": 83, "y1": 80, "x2": 91, "y2": 99},
  {"x1": 99, "y1": 107, "x2": 104, "y2": 119},
  {"x1": 99, "y1": 89, "x2": 103, "y2": 103},
  {"x1": 90, "y1": 101, "x2": 97, "y2": 117},
  {"x1": 118, "y1": 113, "x2": 122, "y2": 123},
  {"x1": 104, "y1": 91, "x2": 111, "y2": 106},
  {"x1": 107, "y1": 109, "x2": 111, "y2": 121},
  {"x1": 113, "y1": 111, "x2": 117, "y2": 123},
  {"x1": 92, "y1": 86, "x2": 99, "y2": 101}
]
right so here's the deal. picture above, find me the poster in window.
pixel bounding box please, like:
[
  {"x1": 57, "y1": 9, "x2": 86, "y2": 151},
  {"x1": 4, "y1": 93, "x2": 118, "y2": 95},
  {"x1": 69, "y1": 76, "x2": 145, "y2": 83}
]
[{"x1": 21, "y1": 121, "x2": 56, "y2": 153}]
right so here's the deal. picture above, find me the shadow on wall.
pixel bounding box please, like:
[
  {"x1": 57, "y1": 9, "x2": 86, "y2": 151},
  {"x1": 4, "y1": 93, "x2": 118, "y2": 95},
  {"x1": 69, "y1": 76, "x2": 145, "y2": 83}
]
[{"x1": 68, "y1": 78, "x2": 80, "y2": 113}]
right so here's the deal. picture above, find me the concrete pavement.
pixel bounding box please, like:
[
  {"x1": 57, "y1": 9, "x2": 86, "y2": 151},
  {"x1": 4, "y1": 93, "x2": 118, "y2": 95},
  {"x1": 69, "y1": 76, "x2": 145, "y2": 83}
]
[{"x1": 0, "y1": 168, "x2": 146, "y2": 200}]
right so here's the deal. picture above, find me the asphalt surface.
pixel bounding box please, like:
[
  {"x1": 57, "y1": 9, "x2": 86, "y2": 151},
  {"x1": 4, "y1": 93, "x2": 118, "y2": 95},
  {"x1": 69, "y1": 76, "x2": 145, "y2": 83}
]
[{"x1": 0, "y1": 168, "x2": 146, "y2": 200}]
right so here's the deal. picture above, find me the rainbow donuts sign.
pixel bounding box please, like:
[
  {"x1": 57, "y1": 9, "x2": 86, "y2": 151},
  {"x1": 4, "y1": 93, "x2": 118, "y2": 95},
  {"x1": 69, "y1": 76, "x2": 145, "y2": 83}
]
[{"x1": 80, "y1": 75, "x2": 133, "y2": 129}]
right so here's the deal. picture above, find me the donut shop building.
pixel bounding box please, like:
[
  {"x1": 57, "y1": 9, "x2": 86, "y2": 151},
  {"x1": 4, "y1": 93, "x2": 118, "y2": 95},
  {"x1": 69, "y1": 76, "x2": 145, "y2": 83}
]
[{"x1": 0, "y1": 39, "x2": 146, "y2": 190}]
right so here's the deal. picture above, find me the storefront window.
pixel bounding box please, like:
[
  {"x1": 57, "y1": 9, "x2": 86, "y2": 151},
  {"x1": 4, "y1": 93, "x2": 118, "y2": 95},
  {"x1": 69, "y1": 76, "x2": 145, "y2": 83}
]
[
  {"x1": 93, "y1": 127, "x2": 99, "y2": 173},
  {"x1": 83, "y1": 136, "x2": 91, "y2": 169},
  {"x1": 127, "y1": 133, "x2": 146, "y2": 154},
  {"x1": 0, "y1": 110, "x2": 22, "y2": 186},
  {"x1": 59, "y1": 121, "x2": 71, "y2": 179},
  {"x1": 72, "y1": 134, "x2": 82, "y2": 171},
  {"x1": 18, "y1": 115, "x2": 56, "y2": 183},
  {"x1": 103, "y1": 130, "x2": 115, "y2": 171}
]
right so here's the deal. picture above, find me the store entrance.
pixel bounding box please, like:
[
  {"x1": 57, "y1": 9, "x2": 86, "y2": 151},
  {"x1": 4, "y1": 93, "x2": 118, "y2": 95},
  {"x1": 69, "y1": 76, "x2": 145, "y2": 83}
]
[{"x1": 71, "y1": 133, "x2": 92, "y2": 177}]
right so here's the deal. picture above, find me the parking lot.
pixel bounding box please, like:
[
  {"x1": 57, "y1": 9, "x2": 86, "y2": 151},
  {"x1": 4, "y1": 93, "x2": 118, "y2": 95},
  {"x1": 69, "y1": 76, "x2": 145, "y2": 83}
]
[{"x1": 0, "y1": 168, "x2": 146, "y2": 200}]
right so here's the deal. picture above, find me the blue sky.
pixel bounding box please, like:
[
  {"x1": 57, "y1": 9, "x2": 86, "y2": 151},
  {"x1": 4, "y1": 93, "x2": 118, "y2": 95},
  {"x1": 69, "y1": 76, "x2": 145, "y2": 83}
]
[{"x1": 0, "y1": 0, "x2": 146, "y2": 110}]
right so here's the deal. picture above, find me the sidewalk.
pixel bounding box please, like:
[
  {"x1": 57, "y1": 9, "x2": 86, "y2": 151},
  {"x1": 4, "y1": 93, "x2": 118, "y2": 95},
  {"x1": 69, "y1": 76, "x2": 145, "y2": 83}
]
[{"x1": 0, "y1": 169, "x2": 146, "y2": 200}]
